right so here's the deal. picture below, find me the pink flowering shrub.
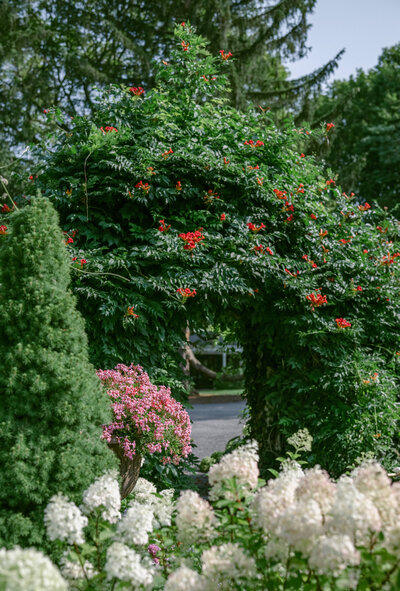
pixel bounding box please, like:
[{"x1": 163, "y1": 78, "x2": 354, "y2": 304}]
[{"x1": 98, "y1": 364, "x2": 192, "y2": 465}]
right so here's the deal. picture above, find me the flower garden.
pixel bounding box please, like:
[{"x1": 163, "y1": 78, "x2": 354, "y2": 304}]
[{"x1": 0, "y1": 23, "x2": 399, "y2": 590}]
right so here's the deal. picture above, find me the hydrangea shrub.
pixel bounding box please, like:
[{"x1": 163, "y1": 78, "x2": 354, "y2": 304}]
[
  {"x1": 14, "y1": 435, "x2": 400, "y2": 590},
  {"x1": 34, "y1": 23, "x2": 400, "y2": 474}
]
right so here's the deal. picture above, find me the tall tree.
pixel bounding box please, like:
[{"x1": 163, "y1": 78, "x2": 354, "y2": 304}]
[
  {"x1": 309, "y1": 44, "x2": 400, "y2": 210},
  {"x1": 0, "y1": 0, "x2": 341, "y2": 166}
]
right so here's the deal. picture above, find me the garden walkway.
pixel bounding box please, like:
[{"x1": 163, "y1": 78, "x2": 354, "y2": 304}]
[{"x1": 188, "y1": 398, "x2": 247, "y2": 459}]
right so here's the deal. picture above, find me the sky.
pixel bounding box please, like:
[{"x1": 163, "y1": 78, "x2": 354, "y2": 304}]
[{"x1": 286, "y1": 0, "x2": 400, "y2": 82}]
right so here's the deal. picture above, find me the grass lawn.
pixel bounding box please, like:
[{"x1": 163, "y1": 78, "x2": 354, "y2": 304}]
[{"x1": 196, "y1": 388, "x2": 244, "y2": 397}]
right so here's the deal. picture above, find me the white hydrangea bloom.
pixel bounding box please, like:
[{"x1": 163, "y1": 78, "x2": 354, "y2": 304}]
[
  {"x1": 81, "y1": 471, "x2": 121, "y2": 523},
  {"x1": 351, "y1": 462, "x2": 398, "y2": 527},
  {"x1": 308, "y1": 534, "x2": 360, "y2": 575},
  {"x1": 327, "y1": 478, "x2": 381, "y2": 545},
  {"x1": 201, "y1": 543, "x2": 257, "y2": 591},
  {"x1": 208, "y1": 440, "x2": 259, "y2": 500},
  {"x1": 176, "y1": 490, "x2": 216, "y2": 545},
  {"x1": 132, "y1": 477, "x2": 157, "y2": 504},
  {"x1": 44, "y1": 493, "x2": 88, "y2": 545},
  {"x1": 0, "y1": 547, "x2": 67, "y2": 591},
  {"x1": 277, "y1": 498, "x2": 323, "y2": 553},
  {"x1": 105, "y1": 542, "x2": 153, "y2": 589},
  {"x1": 251, "y1": 464, "x2": 304, "y2": 533},
  {"x1": 287, "y1": 428, "x2": 313, "y2": 452},
  {"x1": 59, "y1": 552, "x2": 97, "y2": 580},
  {"x1": 117, "y1": 502, "x2": 154, "y2": 545},
  {"x1": 150, "y1": 489, "x2": 175, "y2": 528},
  {"x1": 295, "y1": 466, "x2": 336, "y2": 516},
  {"x1": 164, "y1": 565, "x2": 204, "y2": 591},
  {"x1": 131, "y1": 486, "x2": 175, "y2": 529}
]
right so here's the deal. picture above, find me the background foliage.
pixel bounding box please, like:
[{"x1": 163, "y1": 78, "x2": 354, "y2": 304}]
[
  {"x1": 29, "y1": 25, "x2": 400, "y2": 476},
  {"x1": 309, "y1": 44, "x2": 400, "y2": 211}
]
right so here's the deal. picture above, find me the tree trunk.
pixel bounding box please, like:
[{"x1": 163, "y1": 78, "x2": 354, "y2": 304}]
[{"x1": 108, "y1": 440, "x2": 142, "y2": 499}]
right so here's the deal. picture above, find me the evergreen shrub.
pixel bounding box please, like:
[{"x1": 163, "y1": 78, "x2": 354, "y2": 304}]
[{"x1": 0, "y1": 197, "x2": 116, "y2": 547}]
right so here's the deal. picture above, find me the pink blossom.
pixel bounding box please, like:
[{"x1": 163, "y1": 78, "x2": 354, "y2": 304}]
[{"x1": 98, "y1": 364, "x2": 192, "y2": 463}]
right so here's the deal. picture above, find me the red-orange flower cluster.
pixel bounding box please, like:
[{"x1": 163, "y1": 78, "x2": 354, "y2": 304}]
[
  {"x1": 358, "y1": 202, "x2": 371, "y2": 212},
  {"x1": 306, "y1": 290, "x2": 328, "y2": 310},
  {"x1": 0, "y1": 225, "x2": 7, "y2": 235},
  {"x1": 381, "y1": 252, "x2": 400, "y2": 265},
  {"x1": 247, "y1": 222, "x2": 265, "y2": 232},
  {"x1": 178, "y1": 230, "x2": 205, "y2": 250},
  {"x1": 177, "y1": 288, "x2": 196, "y2": 298},
  {"x1": 253, "y1": 245, "x2": 274, "y2": 256},
  {"x1": 127, "y1": 307, "x2": 139, "y2": 318},
  {"x1": 244, "y1": 139, "x2": 264, "y2": 147},
  {"x1": 336, "y1": 318, "x2": 351, "y2": 328},
  {"x1": 219, "y1": 50, "x2": 232, "y2": 60},
  {"x1": 1, "y1": 203, "x2": 11, "y2": 213},
  {"x1": 135, "y1": 181, "x2": 150, "y2": 193},
  {"x1": 326, "y1": 122, "x2": 335, "y2": 132},
  {"x1": 181, "y1": 41, "x2": 190, "y2": 51},
  {"x1": 273, "y1": 188, "x2": 287, "y2": 200},
  {"x1": 204, "y1": 189, "x2": 220, "y2": 202},
  {"x1": 158, "y1": 219, "x2": 171, "y2": 232},
  {"x1": 129, "y1": 86, "x2": 144, "y2": 96},
  {"x1": 100, "y1": 126, "x2": 118, "y2": 133},
  {"x1": 176, "y1": 181, "x2": 182, "y2": 191},
  {"x1": 162, "y1": 148, "x2": 173, "y2": 159}
]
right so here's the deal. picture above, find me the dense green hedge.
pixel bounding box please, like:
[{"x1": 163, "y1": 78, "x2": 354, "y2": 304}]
[{"x1": 31, "y1": 24, "x2": 400, "y2": 475}]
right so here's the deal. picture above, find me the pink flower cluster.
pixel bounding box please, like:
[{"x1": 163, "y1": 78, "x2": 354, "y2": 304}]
[{"x1": 98, "y1": 364, "x2": 192, "y2": 465}]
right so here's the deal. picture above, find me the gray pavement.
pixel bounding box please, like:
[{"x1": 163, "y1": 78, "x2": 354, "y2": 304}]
[{"x1": 188, "y1": 400, "x2": 247, "y2": 459}]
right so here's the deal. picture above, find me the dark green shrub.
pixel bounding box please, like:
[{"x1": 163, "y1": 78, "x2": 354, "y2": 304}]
[
  {"x1": 34, "y1": 25, "x2": 400, "y2": 476},
  {"x1": 0, "y1": 197, "x2": 116, "y2": 547}
]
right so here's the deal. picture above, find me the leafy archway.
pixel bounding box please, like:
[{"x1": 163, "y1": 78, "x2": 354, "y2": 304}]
[{"x1": 35, "y1": 24, "x2": 400, "y2": 475}]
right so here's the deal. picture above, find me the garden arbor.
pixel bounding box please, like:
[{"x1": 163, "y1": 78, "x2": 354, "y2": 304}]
[{"x1": 37, "y1": 25, "x2": 400, "y2": 475}]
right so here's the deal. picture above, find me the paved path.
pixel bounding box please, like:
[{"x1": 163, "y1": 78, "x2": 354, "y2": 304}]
[{"x1": 188, "y1": 400, "x2": 247, "y2": 459}]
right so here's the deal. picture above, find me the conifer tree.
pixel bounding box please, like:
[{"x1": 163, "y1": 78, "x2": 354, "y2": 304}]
[{"x1": 0, "y1": 197, "x2": 116, "y2": 547}]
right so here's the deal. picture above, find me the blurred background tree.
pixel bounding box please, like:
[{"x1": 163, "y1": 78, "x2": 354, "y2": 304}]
[
  {"x1": 308, "y1": 44, "x2": 400, "y2": 211},
  {"x1": 0, "y1": 0, "x2": 342, "y2": 183}
]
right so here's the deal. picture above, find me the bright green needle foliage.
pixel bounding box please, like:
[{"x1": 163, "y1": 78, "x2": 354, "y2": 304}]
[
  {"x1": 0, "y1": 197, "x2": 116, "y2": 548},
  {"x1": 36, "y1": 24, "x2": 400, "y2": 476}
]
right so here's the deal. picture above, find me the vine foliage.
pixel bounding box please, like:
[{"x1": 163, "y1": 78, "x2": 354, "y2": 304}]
[{"x1": 29, "y1": 24, "x2": 400, "y2": 475}]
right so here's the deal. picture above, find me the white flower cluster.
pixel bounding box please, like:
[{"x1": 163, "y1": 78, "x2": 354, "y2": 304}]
[
  {"x1": 130, "y1": 477, "x2": 175, "y2": 528},
  {"x1": 117, "y1": 501, "x2": 154, "y2": 545},
  {"x1": 164, "y1": 565, "x2": 203, "y2": 591},
  {"x1": 105, "y1": 542, "x2": 153, "y2": 589},
  {"x1": 208, "y1": 440, "x2": 259, "y2": 500},
  {"x1": 0, "y1": 547, "x2": 68, "y2": 591},
  {"x1": 328, "y1": 478, "x2": 381, "y2": 546},
  {"x1": 287, "y1": 427, "x2": 313, "y2": 452},
  {"x1": 251, "y1": 459, "x2": 400, "y2": 574},
  {"x1": 308, "y1": 534, "x2": 360, "y2": 575},
  {"x1": 81, "y1": 470, "x2": 121, "y2": 523},
  {"x1": 201, "y1": 543, "x2": 257, "y2": 591},
  {"x1": 131, "y1": 477, "x2": 157, "y2": 504},
  {"x1": 44, "y1": 493, "x2": 88, "y2": 545},
  {"x1": 176, "y1": 490, "x2": 216, "y2": 545}
]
